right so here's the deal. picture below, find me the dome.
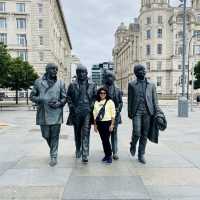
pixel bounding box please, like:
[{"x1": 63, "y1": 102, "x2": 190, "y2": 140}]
[{"x1": 117, "y1": 22, "x2": 127, "y2": 31}]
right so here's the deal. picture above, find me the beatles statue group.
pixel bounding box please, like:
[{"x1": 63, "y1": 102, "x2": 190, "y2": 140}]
[{"x1": 30, "y1": 63, "x2": 166, "y2": 167}]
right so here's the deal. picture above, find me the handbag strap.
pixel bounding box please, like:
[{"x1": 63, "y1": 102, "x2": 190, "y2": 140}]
[
  {"x1": 102, "y1": 99, "x2": 108, "y2": 109},
  {"x1": 95, "y1": 99, "x2": 108, "y2": 121}
]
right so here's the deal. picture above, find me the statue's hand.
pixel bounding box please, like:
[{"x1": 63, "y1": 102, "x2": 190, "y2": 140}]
[
  {"x1": 68, "y1": 105, "x2": 74, "y2": 112},
  {"x1": 128, "y1": 114, "x2": 132, "y2": 119},
  {"x1": 37, "y1": 97, "x2": 46, "y2": 104},
  {"x1": 48, "y1": 101, "x2": 61, "y2": 109}
]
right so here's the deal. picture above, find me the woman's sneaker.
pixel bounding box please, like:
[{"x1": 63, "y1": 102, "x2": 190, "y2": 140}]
[
  {"x1": 105, "y1": 157, "x2": 112, "y2": 164},
  {"x1": 101, "y1": 156, "x2": 107, "y2": 162}
]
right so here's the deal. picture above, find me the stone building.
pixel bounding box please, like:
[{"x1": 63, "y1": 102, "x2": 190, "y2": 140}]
[
  {"x1": 0, "y1": 0, "x2": 72, "y2": 85},
  {"x1": 113, "y1": 0, "x2": 200, "y2": 97}
]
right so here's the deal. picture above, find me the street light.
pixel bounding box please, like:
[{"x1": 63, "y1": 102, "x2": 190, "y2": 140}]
[{"x1": 178, "y1": 0, "x2": 188, "y2": 117}]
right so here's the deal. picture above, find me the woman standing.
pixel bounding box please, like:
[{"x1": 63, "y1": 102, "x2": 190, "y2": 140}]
[{"x1": 93, "y1": 87, "x2": 116, "y2": 164}]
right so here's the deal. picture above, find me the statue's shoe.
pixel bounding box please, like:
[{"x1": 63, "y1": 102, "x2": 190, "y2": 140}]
[
  {"x1": 138, "y1": 155, "x2": 146, "y2": 164},
  {"x1": 113, "y1": 154, "x2": 119, "y2": 160},
  {"x1": 130, "y1": 146, "x2": 136, "y2": 157},
  {"x1": 82, "y1": 156, "x2": 88, "y2": 163},
  {"x1": 49, "y1": 157, "x2": 57, "y2": 167},
  {"x1": 75, "y1": 151, "x2": 81, "y2": 158}
]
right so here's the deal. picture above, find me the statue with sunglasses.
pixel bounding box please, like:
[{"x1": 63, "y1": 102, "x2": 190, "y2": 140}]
[
  {"x1": 67, "y1": 64, "x2": 97, "y2": 163},
  {"x1": 30, "y1": 63, "x2": 67, "y2": 167},
  {"x1": 103, "y1": 71, "x2": 123, "y2": 160}
]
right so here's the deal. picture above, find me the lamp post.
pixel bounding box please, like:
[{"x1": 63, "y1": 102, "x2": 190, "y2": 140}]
[{"x1": 178, "y1": 0, "x2": 188, "y2": 117}]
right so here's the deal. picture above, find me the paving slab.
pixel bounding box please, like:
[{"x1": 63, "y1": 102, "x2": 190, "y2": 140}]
[
  {"x1": 0, "y1": 168, "x2": 72, "y2": 186},
  {"x1": 14, "y1": 156, "x2": 77, "y2": 169},
  {"x1": 147, "y1": 186, "x2": 200, "y2": 199},
  {"x1": 62, "y1": 176, "x2": 151, "y2": 200},
  {"x1": 0, "y1": 162, "x2": 17, "y2": 175},
  {"x1": 0, "y1": 186, "x2": 64, "y2": 200},
  {"x1": 134, "y1": 168, "x2": 200, "y2": 186},
  {"x1": 70, "y1": 156, "x2": 136, "y2": 176},
  {"x1": 128, "y1": 154, "x2": 193, "y2": 168}
]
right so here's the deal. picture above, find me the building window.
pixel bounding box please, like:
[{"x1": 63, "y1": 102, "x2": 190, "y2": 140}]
[
  {"x1": 38, "y1": 3, "x2": 43, "y2": 13},
  {"x1": 17, "y1": 34, "x2": 26, "y2": 46},
  {"x1": 158, "y1": 16, "x2": 163, "y2": 24},
  {"x1": 194, "y1": 45, "x2": 200, "y2": 55},
  {"x1": 146, "y1": 17, "x2": 151, "y2": 24},
  {"x1": 0, "y1": 33, "x2": 7, "y2": 44},
  {"x1": 39, "y1": 36, "x2": 43, "y2": 45},
  {"x1": 177, "y1": 46, "x2": 183, "y2": 55},
  {"x1": 39, "y1": 52, "x2": 44, "y2": 61},
  {"x1": 177, "y1": 15, "x2": 183, "y2": 23},
  {"x1": 16, "y1": 18, "x2": 26, "y2": 29},
  {"x1": 157, "y1": 29, "x2": 162, "y2": 38},
  {"x1": 18, "y1": 51, "x2": 27, "y2": 61},
  {"x1": 177, "y1": 14, "x2": 190, "y2": 23},
  {"x1": 39, "y1": 19, "x2": 43, "y2": 28},
  {"x1": 16, "y1": 3, "x2": 25, "y2": 12},
  {"x1": 0, "y1": 2, "x2": 5, "y2": 12},
  {"x1": 146, "y1": 45, "x2": 151, "y2": 55},
  {"x1": 0, "y1": 18, "x2": 6, "y2": 28},
  {"x1": 178, "y1": 64, "x2": 182, "y2": 70},
  {"x1": 157, "y1": 44, "x2": 162, "y2": 54},
  {"x1": 177, "y1": 31, "x2": 183, "y2": 39},
  {"x1": 146, "y1": 62, "x2": 150, "y2": 71},
  {"x1": 147, "y1": 30, "x2": 151, "y2": 39},
  {"x1": 197, "y1": 14, "x2": 200, "y2": 22},
  {"x1": 157, "y1": 76, "x2": 162, "y2": 87},
  {"x1": 157, "y1": 61, "x2": 162, "y2": 70},
  {"x1": 193, "y1": 30, "x2": 200, "y2": 40},
  {"x1": 179, "y1": 75, "x2": 186, "y2": 85}
]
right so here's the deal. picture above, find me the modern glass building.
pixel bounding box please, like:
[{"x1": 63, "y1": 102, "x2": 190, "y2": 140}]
[{"x1": 91, "y1": 62, "x2": 114, "y2": 86}]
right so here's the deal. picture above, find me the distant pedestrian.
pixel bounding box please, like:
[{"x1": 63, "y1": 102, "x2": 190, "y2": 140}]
[
  {"x1": 93, "y1": 87, "x2": 116, "y2": 164},
  {"x1": 30, "y1": 63, "x2": 67, "y2": 167}
]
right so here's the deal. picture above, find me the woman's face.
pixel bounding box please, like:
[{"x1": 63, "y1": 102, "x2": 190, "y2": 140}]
[{"x1": 100, "y1": 90, "x2": 107, "y2": 100}]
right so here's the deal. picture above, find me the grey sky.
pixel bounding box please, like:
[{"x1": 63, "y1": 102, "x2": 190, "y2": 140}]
[{"x1": 61, "y1": 0, "x2": 188, "y2": 68}]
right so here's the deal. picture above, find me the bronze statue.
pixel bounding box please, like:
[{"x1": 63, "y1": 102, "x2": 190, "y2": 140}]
[
  {"x1": 30, "y1": 63, "x2": 67, "y2": 166},
  {"x1": 67, "y1": 64, "x2": 96, "y2": 163},
  {"x1": 103, "y1": 71, "x2": 123, "y2": 160},
  {"x1": 128, "y1": 64, "x2": 159, "y2": 164}
]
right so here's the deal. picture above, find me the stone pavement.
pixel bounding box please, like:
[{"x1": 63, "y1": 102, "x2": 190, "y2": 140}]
[{"x1": 0, "y1": 103, "x2": 200, "y2": 199}]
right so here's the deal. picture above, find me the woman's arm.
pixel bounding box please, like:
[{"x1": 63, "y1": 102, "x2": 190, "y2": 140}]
[
  {"x1": 93, "y1": 101, "x2": 98, "y2": 133},
  {"x1": 109, "y1": 100, "x2": 116, "y2": 132}
]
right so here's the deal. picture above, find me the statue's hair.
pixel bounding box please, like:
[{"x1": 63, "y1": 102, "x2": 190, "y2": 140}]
[
  {"x1": 105, "y1": 70, "x2": 116, "y2": 80},
  {"x1": 76, "y1": 64, "x2": 87, "y2": 74},
  {"x1": 134, "y1": 64, "x2": 145, "y2": 74},
  {"x1": 46, "y1": 63, "x2": 58, "y2": 71}
]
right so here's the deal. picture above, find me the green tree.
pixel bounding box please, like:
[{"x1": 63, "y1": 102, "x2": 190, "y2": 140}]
[
  {"x1": 0, "y1": 43, "x2": 12, "y2": 86},
  {"x1": 194, "y1": 61, "x2": 200, "y2": 89},
  {"x1": 3, "y1": 58, "x2": 38, "y2": 104}
]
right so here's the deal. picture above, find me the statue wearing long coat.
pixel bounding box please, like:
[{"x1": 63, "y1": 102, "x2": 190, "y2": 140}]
[{"x1": 30, "y1": 76, "x2": 67, "y2": 125}]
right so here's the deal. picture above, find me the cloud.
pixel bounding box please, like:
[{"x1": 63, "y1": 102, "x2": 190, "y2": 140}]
[{"x1": 61, "y1": 0, "x2": 191, "y2": 71}]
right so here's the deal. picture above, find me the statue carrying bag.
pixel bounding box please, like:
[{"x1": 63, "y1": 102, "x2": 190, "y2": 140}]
[{"x1": 95, "y1": 100, "x2": 108, "y2": 122}]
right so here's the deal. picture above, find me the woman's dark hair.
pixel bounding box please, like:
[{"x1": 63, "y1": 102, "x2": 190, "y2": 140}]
[{"x1": 96, "y1": 87, "x2": 110, "y2": 102}]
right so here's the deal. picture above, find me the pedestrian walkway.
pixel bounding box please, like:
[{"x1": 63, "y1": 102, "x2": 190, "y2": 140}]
[{"x1": 0, "y1": 104, "x2": 200, "y2": 199}]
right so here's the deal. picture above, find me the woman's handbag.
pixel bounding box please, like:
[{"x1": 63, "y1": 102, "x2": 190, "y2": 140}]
[{"x1": 95, "y1": 100, "x2": 108, "y2": 122}]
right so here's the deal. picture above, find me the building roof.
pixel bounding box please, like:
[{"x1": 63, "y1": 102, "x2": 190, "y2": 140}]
[
  {"x1": 57, "y1": 0, "x2": 72, "y2": 50},
  {"x1": 117, "y1": 22, "x2": 127, "y2": 31}
]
